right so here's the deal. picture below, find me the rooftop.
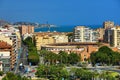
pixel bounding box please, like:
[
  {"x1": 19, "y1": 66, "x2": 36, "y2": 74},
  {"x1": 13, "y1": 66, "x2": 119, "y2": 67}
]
[
  {"x1": 34, "y1": 32, "x2": 68, "y2": 36},
  {"x1": 48, "y1": 42, "x2": 98, "y2": 46},
  {"x1": 0, "y1": 40, "x2": 11, "y2": 49}
]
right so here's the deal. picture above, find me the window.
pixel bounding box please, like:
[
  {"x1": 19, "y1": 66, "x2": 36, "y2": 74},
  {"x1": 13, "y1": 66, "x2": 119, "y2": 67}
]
[
  {"x1": 5, "y1": 64, "x2": 10, "y2": 67},
  {"x1": 1, "y1": 54, "x2": 3, "y2": 56}
]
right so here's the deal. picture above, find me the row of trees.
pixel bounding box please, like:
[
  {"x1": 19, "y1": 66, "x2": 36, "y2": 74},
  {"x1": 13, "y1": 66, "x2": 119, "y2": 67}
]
[
  {"x1": 90, "y1": 46, "x2": 120, "y2": 66},
  {"x1": 23, "y1": 37, "x2": 39, "y2": 65},
  {"x1": 39, "y1": 50, "x2": 80, "y2": 65},
  {"x1": 2, "y1": 72, "x2": 30, "y2": 80},
  {"x1": 35, "y1": 64, "x2": 69, "y2": 80},
  {"x1": 35, "y1": 64, "x2": 119, "y2": 80}
]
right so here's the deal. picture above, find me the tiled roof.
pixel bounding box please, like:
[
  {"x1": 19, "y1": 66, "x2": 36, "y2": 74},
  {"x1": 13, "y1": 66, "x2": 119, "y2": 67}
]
[
  {"x1": 34, "y1": 32, "x2": 67, "y2": 36},
  {"x1": 0, "y1": 40, "x2": 11, "y2": 49}
]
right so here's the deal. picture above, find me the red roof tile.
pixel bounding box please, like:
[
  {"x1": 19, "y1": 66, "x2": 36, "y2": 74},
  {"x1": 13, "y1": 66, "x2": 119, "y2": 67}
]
[{"x1": 0, "y1": 40, "x2": 12, "y2": 49}]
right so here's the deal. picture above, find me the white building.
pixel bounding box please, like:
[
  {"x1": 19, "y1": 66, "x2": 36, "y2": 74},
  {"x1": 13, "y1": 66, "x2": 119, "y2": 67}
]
[
  {"x1": 52, "y1": 34, "x2": 68, "y2": 43},
  {"x1": 0, "y1": 61, "x2": 2, "y2": 71},
  {"x1": 0, "y1": 25, "x2": 21, "y2": 65},
  {"x1": 74, "y1": 26, "x2": 98, "y2": 42},
  {"x1": 0, "y1": 52, "x2": 10, "y2": 72},
  {"x1": 110, "y1": 26, "x2": 120, "y2": 47}
]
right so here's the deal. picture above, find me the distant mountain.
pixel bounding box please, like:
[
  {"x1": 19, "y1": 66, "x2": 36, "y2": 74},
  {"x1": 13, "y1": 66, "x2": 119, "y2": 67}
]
[
  {"x1": 0, "y1": 20, "x2": 11, "y2": 26},
  {"x1": 13, "y1": 22, "x2": 57, "y2": 28},
  {"x1": 13, "y1": 22, "x2": 39, "y2": 27}
]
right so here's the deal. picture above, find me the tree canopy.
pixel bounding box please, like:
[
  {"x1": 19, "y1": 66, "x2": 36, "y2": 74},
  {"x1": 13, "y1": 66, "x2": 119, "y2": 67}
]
[
  {"x1": 90, "y1": 46, "x2": 120, "y2": 66},
  {"x1": 39, "y1": 50, "x2": 81, "y2": 65},
  {"x1": 23, "y1": 37, "x2": 39, "y2": 65},
  {"x1": 2, "y1": 72, "x2": 30, "y2": 80}
]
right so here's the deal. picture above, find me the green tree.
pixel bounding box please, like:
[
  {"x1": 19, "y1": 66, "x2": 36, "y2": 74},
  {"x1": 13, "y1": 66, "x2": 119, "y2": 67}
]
[
  {"x1": 98, "y1": 46, "x2": 112, "y2": 54},
  {"x1": 68, "y1": 52, "x2": 80, "y2": 64},
  {"x1": 0, "y1": 71, "x2": 4, "y2": 76},
  {"x1": 2, "y1": 72, "x2": 30, "y2": 80},
  {"x1": 36, "y1": 65, "x2": 69, "y2": 80},
  {"x1": 24, "y1": 37, "x2": 39, "y2": 65},
  {"x1": 58, "y1": 51, "x2": 68, "y2": 64},
  {"x1": 35, "y1": 64, "x2": 46, "y2": 78},
  {"x1": 90, "y1": 46, "x2": 120, "y2": 66},
  {"x1": 28, "y1": 53, "x2": 39, "y2": 65},
  {"x1": 45, "y1": 51, "x2": 58, "y2": 65}
]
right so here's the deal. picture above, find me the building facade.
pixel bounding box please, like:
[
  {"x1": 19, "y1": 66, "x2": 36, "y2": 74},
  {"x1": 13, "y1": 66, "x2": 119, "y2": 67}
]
[
  {"x1": 96, "y1": 28, "x2": 105, "y2": 41},
  {"x1": 103, "y1": 21, "x2": 114, "y2": 29},
  {"x1": 19, "y1": 25, "x2": 34, "y2": 36},
  {"x1": 74, "y1": 26, "x2": 98, "y2": 42},
  {"x1": 34, "y1": 32, "x2": 68, "y2": 50},
  {"x1": 0, "y1": 25, "x2": 21, "y2": 70},
  {"x1": 110, "y1": 26, "x2": 120, "y2": 47},
  {"x1": 0, "y1": 40, "x2": 15, "y2": 72},
  {"x1": 41, "y1": 42, "x2": 98, "y2": 61}
]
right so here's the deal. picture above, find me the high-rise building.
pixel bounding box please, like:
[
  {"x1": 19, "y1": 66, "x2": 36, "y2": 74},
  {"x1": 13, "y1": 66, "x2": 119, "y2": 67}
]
[
  {"x1": 104, "y1": 28, "x2": 112, "y2": 43},
  {"x1": 0, "y1": 40, "x2": 15, "y2": 72},
  {"x1": 74, "y1": 26, "x2": 98, "y2": 42},
  {"x1": 96, "y1": 28, "x2": 105, "y2": 41},
  {"x1": 110, "y1": 26, "x2": 120, "y2": 47},
  {"x1": 19, "y1": 25, "x2": 34, "y2": 36},
  {"x1": 103, "y1": 21, "x2": 114, "y2": 29},
  {"x1": 92, "y1": 30, "x2": 99, "y2": 42},
  {"x1": 0, "y1": 25, "x2": 21, "y2": 70}
]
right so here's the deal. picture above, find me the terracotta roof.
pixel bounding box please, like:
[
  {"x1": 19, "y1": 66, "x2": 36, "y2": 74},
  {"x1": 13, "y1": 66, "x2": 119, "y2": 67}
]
[
  {"x1": 0, "y1": 40, "x2": 12, "y2": 49},
  {"x1": 34, "y1": 32, "x2": 67, "y2": 36},
  {"x1": 48, "y1": 42, "x2": 97, "y2": 46}
]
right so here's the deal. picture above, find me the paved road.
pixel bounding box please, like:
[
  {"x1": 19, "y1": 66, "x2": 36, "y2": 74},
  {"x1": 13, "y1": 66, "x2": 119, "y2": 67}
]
[
  {"x1": 66, "y1": 66, "x2": 120, "y2": 73},
  {"x1": 20, "y1": 45, "x2": 28, "y2": 65},
  {"x1": 14, "y1": 44, "x2": 28, "y2": 74}
]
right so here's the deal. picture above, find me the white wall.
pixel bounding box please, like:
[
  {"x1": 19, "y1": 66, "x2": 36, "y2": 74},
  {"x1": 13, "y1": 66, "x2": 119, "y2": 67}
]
[{"x1": 0, "y1": 51, "x2": 10, "y2": 57}]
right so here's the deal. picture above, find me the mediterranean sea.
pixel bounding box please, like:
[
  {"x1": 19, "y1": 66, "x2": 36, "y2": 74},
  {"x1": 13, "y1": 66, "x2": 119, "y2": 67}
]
[{"x1": 35, "y1": 25, "x2": 102, "y2": 32}]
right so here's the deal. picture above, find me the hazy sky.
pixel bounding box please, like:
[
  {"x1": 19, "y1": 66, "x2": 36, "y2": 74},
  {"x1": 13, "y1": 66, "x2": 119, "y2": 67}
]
[{"x1": 0, "y1": 0, "x2": 120, "y2": 25}]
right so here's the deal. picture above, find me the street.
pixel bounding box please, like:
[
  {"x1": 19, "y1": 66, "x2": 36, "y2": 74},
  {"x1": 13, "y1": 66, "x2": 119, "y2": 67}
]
[
  {"x1": 14, "y1": 44, "x2": 28, "y2": 74},
  {"x1": 66, "y1": 66, "x2": 120, "y2": 74}
]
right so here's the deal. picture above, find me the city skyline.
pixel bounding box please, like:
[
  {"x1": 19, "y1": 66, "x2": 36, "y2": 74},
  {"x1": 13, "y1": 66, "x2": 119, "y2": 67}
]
[{"x1": 0, "y1": 0, "x2": 120, "y2": 25}]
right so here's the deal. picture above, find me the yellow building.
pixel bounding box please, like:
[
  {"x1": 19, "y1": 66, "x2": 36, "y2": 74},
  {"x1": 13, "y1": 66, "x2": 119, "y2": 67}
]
[
  {"x1": 0, "y1": 34, "x2": 12, "y2": 45},
  {"x1": 15, "y1": 31, "x2": 21, "y2": 49},
  {"x1": 34, "y1": 32, "x2": 68, "y2": 50},
  {"x1": 110, "y1": 26, "x2": 120, "y2": 47},
  {"x1": 35, "y1": 34, "x2": 55, "y2": 50},
  {"x1": 96, "y1": 28, "x2": 105, "y2": 40},
  {"x1": 52, "y1": 34, "x2": 68, "y2": 43}
]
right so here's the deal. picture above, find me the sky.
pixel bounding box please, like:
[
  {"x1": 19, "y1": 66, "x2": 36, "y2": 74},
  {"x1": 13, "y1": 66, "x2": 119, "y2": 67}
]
[{"x1": 0, "y1": 0, "x2": 120, "y2": 25}]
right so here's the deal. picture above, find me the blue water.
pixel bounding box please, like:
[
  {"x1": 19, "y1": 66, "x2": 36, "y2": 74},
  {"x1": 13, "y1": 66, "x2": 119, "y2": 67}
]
[{"x1": 35, "y1": 25, "x2": 102, "y2": 32}]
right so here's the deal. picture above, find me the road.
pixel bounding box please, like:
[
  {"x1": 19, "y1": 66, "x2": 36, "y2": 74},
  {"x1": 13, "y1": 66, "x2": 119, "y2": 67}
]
[
  {"x1": 20, "y1": 45, "x2": 28, "y2": 65},
  {"x1": 14, "y1": 44, "x2": 28, "y2": 74},
  {"x1": 66, "y1": 66, "x2": 120, "y2": 74}
]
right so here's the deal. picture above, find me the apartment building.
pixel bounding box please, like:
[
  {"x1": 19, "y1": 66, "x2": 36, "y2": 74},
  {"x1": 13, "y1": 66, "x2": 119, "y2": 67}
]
[
  {"x1": 0, "y1": 25, "x2": 21, "y2": 68},
  {"x1": 0, "y1": 34, "x2": 12, "y2": 45},
  {"x1": 92, "y1": 30, "x2": 99, "y2": 42},
  {"x1": 103, "y1": 21, "x2": 114, "y2": 29},
  {"x1": 35, "y1": 34, "x2": 55, "y2": 50},
  {"x1": 74, "y1": 26, "x2": 98, "y2": 42},
  {"x1": 34, "y1": 32, "x2": 68, "y2": 50},
  {"x1": 96, "y1": 28, "x2": 105, "y2": 40},
  {"x1": 19, "y1": 25, "x2": 34, "y2": 36},
  {"x1": 52, "y1": 34, "x2": 68, "y2": 43},
  {"x1": 0, "y1": 40, "x2": 15, "y2": 72},
  {"x1": 110, "y1": 26, "x2": 120, "y2": 47},
  {"x1": 0, "y1": 61, "x2": 2, "y2": 71},
  {"x1": 104, "y1": 28, "x2": 112, "y2": 43}
]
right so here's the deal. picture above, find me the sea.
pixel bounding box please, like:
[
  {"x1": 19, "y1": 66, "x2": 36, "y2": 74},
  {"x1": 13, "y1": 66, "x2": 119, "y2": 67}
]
[{"x1": 34, "y1": 25, "x2": 102, "y2": 32}]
